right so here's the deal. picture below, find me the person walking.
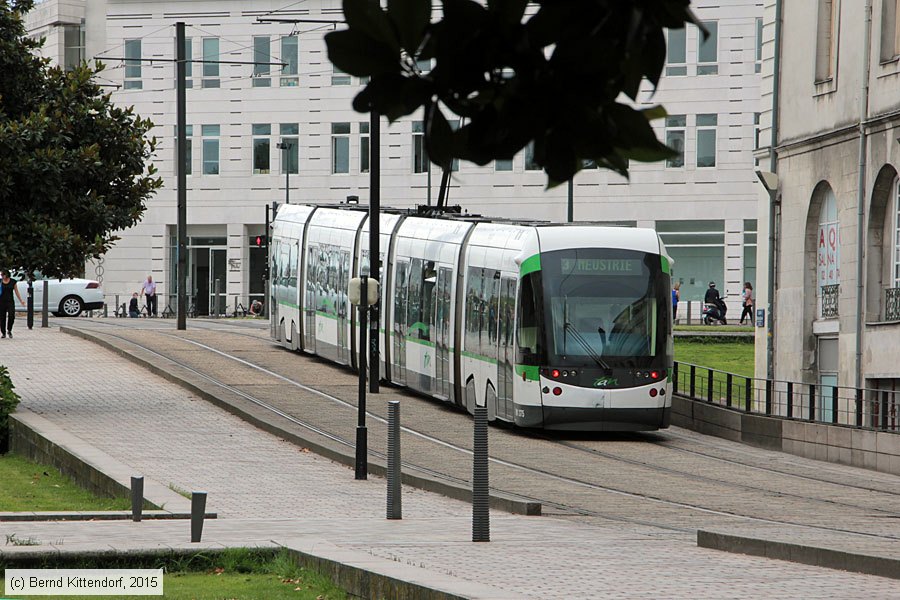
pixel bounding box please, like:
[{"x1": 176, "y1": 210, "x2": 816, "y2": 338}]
[
  {"x1": 0, "y1": 270, "x2": 25, "y2": 339},
  {"x1": 740, "y1": 282, "x2": 754, "y2": 325},
  {"x1": 140, "y1": 275, "x2": 157, "y2": 317},
  {"x1": 671, "y1": 282, "x2": 680, "y2": 322}
]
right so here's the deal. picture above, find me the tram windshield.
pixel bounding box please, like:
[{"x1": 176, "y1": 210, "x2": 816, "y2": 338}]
[{"x1": 534, "y1": 248, "x2": 670, "y2": 367}]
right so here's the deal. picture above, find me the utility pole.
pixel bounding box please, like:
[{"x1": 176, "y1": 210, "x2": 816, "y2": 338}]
[
  {"x1": 176, "y1": 22, "x2": 188, "y2": 331},
  {"x1": 277, "y1": 140, "x2": 292, "y2": 204},
  {"x1": 369, "y1": 110, "x2": 380, "y2": 393}
]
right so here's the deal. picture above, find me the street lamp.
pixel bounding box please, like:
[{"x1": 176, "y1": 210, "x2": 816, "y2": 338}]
[{"x1": 277, "y1": 140, "x2": 294, "y2": 204}]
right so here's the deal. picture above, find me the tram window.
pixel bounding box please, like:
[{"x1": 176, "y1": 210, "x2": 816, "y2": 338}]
[
  {"x1": 465, "y1": 267, "x2": 485, "y2": 356},
  {"x1": 422, "y1": 261, "x2": 436, "y2": 342},
  {"x1": 289, "y1": 243, "x2": 298, "y2": 288},
  {"x1": 486, "y1": 270, "x2": 500, "y2": 346},
  {"x1": 517, "y1": 272, "x2": 543, "y2": 360},
  {"x1": 408, "y1": 258, "x2": 425, "y2": 339}
]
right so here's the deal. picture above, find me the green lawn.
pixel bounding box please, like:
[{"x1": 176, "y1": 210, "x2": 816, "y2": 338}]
[
  {"x1": 1, "y1": 549, "x2": 347, "y2": 599},
  {"x1": 675, "y1": 324, "x2": 754, "y2": 333},
  {"x1": 674, "y1": 340, "x2": 755, "y2": 377},
  {"x1": 0, "y1": 453, "x2": 130, "y2": 512}
]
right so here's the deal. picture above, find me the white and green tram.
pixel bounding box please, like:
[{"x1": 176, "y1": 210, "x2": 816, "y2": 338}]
[{"x1": 271, "y1": 203, "x2": 674, "y2": 431}]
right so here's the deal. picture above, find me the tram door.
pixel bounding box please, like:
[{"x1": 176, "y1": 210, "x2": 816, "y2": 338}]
[
  {"x1": 497, "y1": 277, "x2": 517, "y2": 420},
  {"x1": 392, "y1": 261, "x2": 408, "y2": 385},
  {"x1": 434, "y1": 267, "x2": 452, "y2": 400},
  {"x1": 304, "y1": 245, "x2": 318, "y2": 352},
  {"x1": 336, "y1": 250, "x2": 350, "y2": 364}
]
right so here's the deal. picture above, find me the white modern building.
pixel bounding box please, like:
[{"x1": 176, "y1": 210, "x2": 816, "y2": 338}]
[
  {"x1": 754, "y1": 0, "x2": 900, "y2": 426},
  {"x1": 26, "y1": 0, "x2": 763, "y2": 318}
]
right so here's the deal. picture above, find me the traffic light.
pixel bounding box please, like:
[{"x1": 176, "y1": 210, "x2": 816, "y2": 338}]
[{"x1": 250, "y1": 235, "x2": 267, "y2": 249}]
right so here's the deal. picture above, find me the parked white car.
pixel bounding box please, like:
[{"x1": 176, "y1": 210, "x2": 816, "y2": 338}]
[{"x1": 13, "y1": 274, "x2": 104, "y2": 317}]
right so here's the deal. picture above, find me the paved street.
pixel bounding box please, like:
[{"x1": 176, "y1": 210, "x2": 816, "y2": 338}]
[{"x1": 2, "y1": 322, "x2": 900, "y2": 598}]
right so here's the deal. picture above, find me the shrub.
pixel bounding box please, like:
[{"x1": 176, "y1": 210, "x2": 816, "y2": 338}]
[{"x1": 0, "y1": 365, "x2": 21, "y2": 453}]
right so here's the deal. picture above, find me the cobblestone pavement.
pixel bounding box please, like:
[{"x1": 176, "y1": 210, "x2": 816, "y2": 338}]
[{"x1": 0, "y1": 323, "x2": 898, "y2": 598}]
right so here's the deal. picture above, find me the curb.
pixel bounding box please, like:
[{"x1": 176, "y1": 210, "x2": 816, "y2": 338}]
[
  {"x1": 697, "y1": 530, "x2": 900, "y2": 581},
  {"x1": 59, "y1": 326, "x2": 541, "y2": 517}
]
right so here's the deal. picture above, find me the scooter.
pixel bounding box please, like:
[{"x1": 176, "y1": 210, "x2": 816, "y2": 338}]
[{"x1": 702, "y1": 298, "x2": 728, "y2": 325}]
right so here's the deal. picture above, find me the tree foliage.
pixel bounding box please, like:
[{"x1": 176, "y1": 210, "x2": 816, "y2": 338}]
[
  {"x1": 0, "y1": 0, "x2": 161, "y2": 279},
  {"x1": 327, "y1": 0, "x2": 702, "y2": 185}
]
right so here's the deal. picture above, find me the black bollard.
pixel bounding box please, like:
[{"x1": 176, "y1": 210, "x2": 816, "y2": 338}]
[
  {"x1": 131, "y1": 476, "x2": 144, "y2": 522},
  {"x1": 472, "y1": 406, "x2": 490, "y2": 542},
  {"x1": 41, "y1": 280, "x2": 48, "y2": 328},
  {"x1": 386, "y1": 400, "x2": 401, "y2": 520},
  {"x1": 191, "y1": 491, "x2": 207, "y2": 542}
]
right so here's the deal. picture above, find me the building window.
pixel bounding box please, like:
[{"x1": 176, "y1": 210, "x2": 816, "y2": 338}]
[
  {"x1": 332, "y1": 64, "x2": 351, "y2": 86},
  {"x1": 881, "y1": 0, "x2": 900, "y2": 62},
  {"x1": 332, "y1": 122, "x2": 350, "y2": 174},
  {"x1": 816, "y1": 187, "x2": 840, "y2": 317},
  {"x1": 755, "y1": 17, "x2": 763, "y2": 73},
  {"x1": 124, "y1": 39, "x2": 142, "y2": 89},
  {"x1": 416, "y1": 58, "x2": 432, "y2": 73},
  {"x1": 252, "y1": 124, "x2": 271, "y2": 174},
  {"x1": 280, "y1": 123, "x2": 298, "y2": 174},
  {"x1": 496, "y1": 159, "x2": 513, "y2": 171},
  {"x1": 202, "y1": 37, "x2": 220, "y2": 88},
  {"x1": 281, "y1": 35, "x2": 298, "y2": 86},
  {"x1": 201, "y1": 125, "x2": 220, "y2": 175},
  {"x1": 524, "y1": 141, "x2": 541, "y2": 171},
  {"x1": 656, "y1": 220, "x2": 725, "y2": 302},
  {"x1": 666, "y1": 28, "x2": 686, "y2": 76},
  {"x1": 665, "y1": 115, "x2": 685, "y2": 168},
  {"x1": 63, "y1": 23, "x2": 84, "y2": 71},
  {"x1": 359, "y1": 122, "x2": 370, "y2": 173},
  {"x1": 174, "y1": 125, "x2": 193, "y2": 176},
  {"x1": 892, "y1": 179, "x2": 900, "y2": 288},
  {"x1": 744, "y1": 219, "x2": 757, "y2": 288},
  {"x1": 696, "y1": 114, "x2": 717, "y2": 168},
  {"x1": 412, "y1": 121, "x2": 427, "y2": 173},
  {"x1": 816, "y1": 0, "x2": 839, "y2": 82},
  {"x1": 697, "y1": 22, "x2": 718, "y2": 75},
  {"x1": 253, "y1": 36, "x2": 271, "y2": 87}
]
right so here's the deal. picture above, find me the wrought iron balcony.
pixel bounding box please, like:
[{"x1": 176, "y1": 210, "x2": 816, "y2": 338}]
[
  {"x1": 821, "y1": 284, "x2": 839, "y2": 319},
  {"x1": 886, "y1": 287, "x2": 900, "y2": 322}
]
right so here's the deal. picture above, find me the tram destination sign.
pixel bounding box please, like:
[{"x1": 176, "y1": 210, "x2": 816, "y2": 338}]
[{"x1": 560, "y1": 258, "x2": 642, "y2": 275}]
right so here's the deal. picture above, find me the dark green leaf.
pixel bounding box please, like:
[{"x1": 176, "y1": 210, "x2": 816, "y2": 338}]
[
  {"x1": 387, "y1": 0, "x2": 431, "y2": 54},
  {"x1": 343, "y1": 0, "x2": 401, "y2": 53},
  {"x1": 424, "y1": 102, "x2": 454, "y2": 171}
]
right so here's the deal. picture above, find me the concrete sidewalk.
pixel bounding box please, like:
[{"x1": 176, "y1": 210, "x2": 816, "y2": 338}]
[{"x1": 1, "y1": 325, "x2": 899, "y2": 598}]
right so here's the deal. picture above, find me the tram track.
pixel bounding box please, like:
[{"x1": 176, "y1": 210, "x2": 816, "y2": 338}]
[{"x1": 66, "y1": 320, "x2": 900, "y2": 544}]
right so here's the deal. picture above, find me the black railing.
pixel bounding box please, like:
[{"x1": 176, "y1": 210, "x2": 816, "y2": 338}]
[
  {"x1": 673, "y1": 361, "x2": 899, "y2": 433},
  {"x1": 885, "y1": 287, "x2": 900, "y2": 322},
  {"x1": 820, "y1": 284, "x2": 839, "y2": 319}
]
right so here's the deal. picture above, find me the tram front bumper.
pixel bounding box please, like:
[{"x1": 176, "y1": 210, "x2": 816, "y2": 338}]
[{"x1": 515, "y1": 404, "x2": 671, "y2": 432}]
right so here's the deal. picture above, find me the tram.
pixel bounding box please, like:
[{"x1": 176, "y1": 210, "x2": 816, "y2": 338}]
[{"x1": 270, "y1": 203, "x2": 673, "y2": 431}]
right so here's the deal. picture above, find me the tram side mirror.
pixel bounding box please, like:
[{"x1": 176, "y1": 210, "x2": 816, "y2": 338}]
[{"x1": 349, "y1": 277, "x2": 380, "y2": 306}]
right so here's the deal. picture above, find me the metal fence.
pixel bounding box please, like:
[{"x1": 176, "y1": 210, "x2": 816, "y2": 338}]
[{"x1": 673, "y1": 361, "x2": 900, "y2": 433}]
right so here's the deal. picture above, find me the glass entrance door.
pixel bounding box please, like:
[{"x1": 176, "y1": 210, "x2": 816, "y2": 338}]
[{"x1": 188, "y1": 244, "x2": 227, "y2": 316}]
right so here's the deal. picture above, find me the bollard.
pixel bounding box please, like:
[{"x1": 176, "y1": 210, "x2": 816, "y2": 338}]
[
  {"x1": 27, "y1": 281, "x2": 33, "y2": 330},
  {"x1": 686, "y1": 300, "x2": 692, "y2": 325},
  {"x1": 233, "y1": 295, "x2": 238, "y2": 317},
  {"x1": 115, "y1": 295, "x2": 120, "y2": 317},
  {"x1": 41, "y1": 280, "x2": 49, "y2": 328},
  {"x1": 386, "y1": 400, "x2": 402, "y2": 520},
  {"x1": 103, "y1": 303, "x2": 108, "y2": 318},
  {"x1": 472, "y1": 406, "x2": 490, "y2": 542},
  {"x1": 131, "y1": 476, "x2": 144, "y2": 522},
  {"x1": 191, "y1": 491, "x2": 207, "y2": 542},
  {"x1": 213, "y1": 279, "x2": 221, "y2": 318}
]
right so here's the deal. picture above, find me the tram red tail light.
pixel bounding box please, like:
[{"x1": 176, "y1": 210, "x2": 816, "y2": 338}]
[
  {"x1": 649, "y1": 388, "x2": 658, "y2": 397},
  {"x1": 551, "y1": 369, "x2": 560, "y2": 378},
  {"x1": 552, "y1": 387, "x2": 562, "y2": 396},
  {"x1": 650, "y1": 370, "x2": 660, "y2": 380}
]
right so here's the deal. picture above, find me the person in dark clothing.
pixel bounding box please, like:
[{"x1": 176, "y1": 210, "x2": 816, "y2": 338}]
[
  {"x1": 704, "y1": 282, "x2": 721, "y2": 305},
  {"x1": 0, "y1": 270, "x2": 25, "y2": 339},
  {"x1": 129, "y1": 292, "x2": 140, "y2": 318}
]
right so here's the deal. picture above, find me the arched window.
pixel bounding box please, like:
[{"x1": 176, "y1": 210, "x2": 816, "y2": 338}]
[
  {"x1": 892, "y1": 178, "x2": 900, "y2": 289},
  {"x1": 816, "y1": 188, "x2": 840, "y2": 318}
]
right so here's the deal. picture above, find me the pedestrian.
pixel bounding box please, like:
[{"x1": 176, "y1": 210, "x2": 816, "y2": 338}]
[
  {"x1": 671, "y1": 282, "x2": 680, "y2": 321},
  {"x1": 129, "y1": 292, "x2": 140, "y2": 318},
  {"x1": 140, "y1": 275, "x2": 157, "y2": 317},
  {"x1": 249, "y1": 299, "x2": 263, "y2": 316},
  {"x1": 740, "y1": 282, "x2": 754, "y2": 325},
  {"x1": 0, "y1": 269, "x2": 26, "y2": 339}
]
